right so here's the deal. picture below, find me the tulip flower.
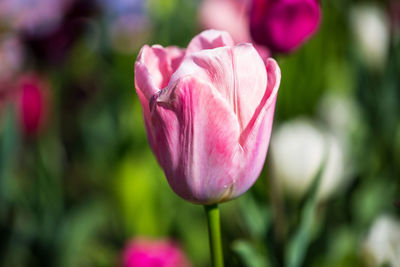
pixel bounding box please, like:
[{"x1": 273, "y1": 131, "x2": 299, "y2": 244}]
[
  {"x1": 134, "y1": 30, "x2": 280, "y2": 267},
  {"x1": 350, "y1": 4, "x2": 389, "y2": 70},
  {"x1": 134, "y1": 29, "x2": 280, "y2": 204},
  {"x1": 363, "y1": 215, "x2": 400, "y2": 266},
  {"x1": 270, "y1": 118, "x2": 345, "y2": 200},
  {"x1": 17, "y1": 75, "x2": 48, "y2": 136},
  {"x1": 250, "y1": 0, "x2": 322, "y2": 53},
  {"x1": 122, "y1": 238, "x2": 191, "y2": 267}
]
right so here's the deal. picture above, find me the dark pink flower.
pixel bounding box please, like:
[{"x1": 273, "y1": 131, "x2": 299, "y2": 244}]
[
  {"x1": 250, "y1": 0, "x2": 322, "y2": 53},
  {"x1": 122, "y1": 238, "x2": 191, "y2": 267},
  {"x1": 17, "y1": 75, "x2": 48, "y2": 136}
]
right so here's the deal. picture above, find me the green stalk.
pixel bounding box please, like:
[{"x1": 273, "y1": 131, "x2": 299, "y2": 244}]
[{"x1": 204, "y1": 204, "x2": 224, "y2": 267}]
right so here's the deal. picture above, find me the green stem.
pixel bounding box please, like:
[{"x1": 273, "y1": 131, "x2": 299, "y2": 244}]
[{"x1": 204, "y1": 204, "x2": 224, "y2": 267}]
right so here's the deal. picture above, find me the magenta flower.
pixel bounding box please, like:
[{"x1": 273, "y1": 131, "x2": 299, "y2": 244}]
[
  {"x1": 17, "y1": 75, "x2": 48, "y2": 136},
  {"x1": 250, "y1": 0, "x2": 321, "y2": 53},
  {"x1": 134, "y1": 30, "x2": 280, "y2": 204},
  {"x1": 122, "y1": 238, "x2": 191, "y2": 267}
]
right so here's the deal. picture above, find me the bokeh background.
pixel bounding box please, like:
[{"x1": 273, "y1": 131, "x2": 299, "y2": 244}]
[{"x1": 0, "y1": 0, "x2": 399, "y2": 266}]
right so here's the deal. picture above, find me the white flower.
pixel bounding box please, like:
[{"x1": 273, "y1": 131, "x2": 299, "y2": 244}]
[
  {"x1": 270, "y1": 118, "x2": 345, "y2": 200},
  {"x1": 351, "y1": 4, "x2": 390, "y2": 70},
  {"x1": 363, "y1": 215, "x2": 400, "y2": 267}
]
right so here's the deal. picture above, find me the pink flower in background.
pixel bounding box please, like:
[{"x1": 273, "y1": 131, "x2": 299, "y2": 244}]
[
  {"x1": 200, "y1": 0, "x2": 251, "y2": 44},
  {"x1": 17, "y1": 75, "x2": 48, "y2": 136},
  {"x1": 250, "y1": 0, "x2": 322, "y2": 53},
  {"x1": 122, "y1": 238, "x2": 191, "y2": 267},
  {"x1": 199, "y1": 0, "x2": 269, "y2": 59},
  {"x1": 134, "y1": 30, "x2": 280, "y2": 204},
  {"x1": 0, "y1": 34, "x2": 24, "y2": 81}
]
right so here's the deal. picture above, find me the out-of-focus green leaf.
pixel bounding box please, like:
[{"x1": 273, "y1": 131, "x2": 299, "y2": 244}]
[
  {"x1": 232, "y1": 240, "x2": 269, "y2": 267},
  {"x1": 114, "y1": 154, "x2": 165, "y2": 236},
  {"x1": 57, "y1": 199, "x2": 110, "y2": 267},
  {"x1": 0, "y1": 106, "x2": 20, "y2": 204},
  {"x1": 285, "y1": 159, "x2": 326, "y2": 267},
  {"x1": 238, "y1": 194, "x2": 272, "y2": 238},
  {"x1": 352, "y1": 176, "x2": 396, "y2": 228}
]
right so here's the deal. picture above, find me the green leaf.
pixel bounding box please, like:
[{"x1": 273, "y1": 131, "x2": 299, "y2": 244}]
[
  {"x1": 285, "y1": 157, "x2": 327, "y2": 267},
  {"x1": 238, "y1": 194, "x2": 271, "y2": 238},
  {"x1": 0, "y1": 106, "x2": 20, "y2": 203},
  {"x1": 232, "y1": 240, "x2": 269, "y2": 267}
]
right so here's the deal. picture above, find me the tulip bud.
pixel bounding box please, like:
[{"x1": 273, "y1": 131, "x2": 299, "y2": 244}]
[
  {"x1": 350, "y1": 4, "x2": 389, "y2": 70},
  {"x1": 363, "y1": 215, "x2": 400, "y2": 267},
  {"x1": 270, "y1": 118, "x2": 345, "y2": 200},
  {"x1": 134, "y1": 30, "x2": 280, "y2": 204},
  {"x1": 250, "y1": 0, "x2": 321, "y2": 53},
  {"x1": 122, "y1": 238, "x2": 191, "y2": 267},
  {"x1": 17, "y1": 75, "x2": 48, "y2": 136}
]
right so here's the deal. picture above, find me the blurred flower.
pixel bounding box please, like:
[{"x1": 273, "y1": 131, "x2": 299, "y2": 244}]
[
  {"x1": 134, "y1": 30, "x2": 280, "y2": 204},
  {"x1": 0, "y1": 0, "x2": 72, "y2": 36},
  {"x1": 317, "y1": 93, "x2": 364, "y2": 184},
  {"x1": 270, "y1": 118, "x2": 345, "y2": 200},
  {"x1": 363, "y1": 215, "x2": 400, "y2": 267},
  {"x1": 0, "y1": 34, "x2": 24, "y2": 81},
  {"x1": 99, "y1": 0, "x2": 152, "y2": 53},
  {"x1": 199, "y1": 0, "x2": 269, "y2": 59},
  {"x1": 17, "y1": 74, "x2": 49, "y2": 136},
  {"x1": 250, "y1": 0, "x2": 321, "y2": 54},
  {"x1": 122, "y1": 238, "x2": 191, "y2": 267},
  {"x1": 200, "y1": 0, "x2": 251, "y2": 44},
  {"x1": 350, "y1": 4, "x2": 390, "y2": 70}
]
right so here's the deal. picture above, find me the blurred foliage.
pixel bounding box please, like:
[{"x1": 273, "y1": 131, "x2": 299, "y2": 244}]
[{"x1": 0, "y1": 0, "x2": 399, "y2": 266}]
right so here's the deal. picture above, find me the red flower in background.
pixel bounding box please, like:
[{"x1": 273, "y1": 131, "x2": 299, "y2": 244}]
[
  {"x1": 17, "y1": 75, "x2": 49, "y2": 136},
  {"x1": 250, "y1": 0, "x2": 322, "y2": 53}
]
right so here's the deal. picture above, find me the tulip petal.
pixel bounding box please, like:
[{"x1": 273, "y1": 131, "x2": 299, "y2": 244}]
[
  {"x1": 135, "y1": 45, "x2": 185, "y2": 153},
  {"x1": 171, "y1": 43, "x2": 267, "y2": 132},
  {"x1": 234, "y1": 58, "x2": 280, "y2": 197},
  {"x1": 230, "y1": 43, "x2": 268, "y2": 130},
  {"x1": 186, "y1": 29, "x2": 235, "y2": 55},
  {"x1": 151, "y1": 76, "x2": 241, "y2": 203},
  {"x1": 135, "y1": 45, "x2": 185, "y2": 99}
]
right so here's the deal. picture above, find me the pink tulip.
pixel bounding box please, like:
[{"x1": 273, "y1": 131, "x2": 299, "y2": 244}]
[
  {"x1": 122, "y1": 238, "x2": 191, "y2": 267},
  {"x1": 134, "y1": 30, "x2": 281, "y2": 204},
  {"x1": 17, "y1": 75, "x2": 48, "y2": 136},
  {"x1": 250, "y1": 0, "x2": 321, "y2": 53}
]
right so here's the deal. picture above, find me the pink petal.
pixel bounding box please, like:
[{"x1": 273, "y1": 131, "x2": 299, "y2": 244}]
[
  {"x1": 186, "y1": 29, "x2": 235, "y2": 55},
  {"x1": 135, "y1": 45, "x2": 185, "y2": 99},
  {"x1": 171, "y1": 43, "x2": 267, "y2": 132},
  {"x1": 234, "y1": 58, "x2": 280, "y2": 197},
  {"x1": 151, "y1": 76, "x2": 241, "y2": 203},
  {"x1": 135, "y1": 45, "x2": 185, "y2": 152}
]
